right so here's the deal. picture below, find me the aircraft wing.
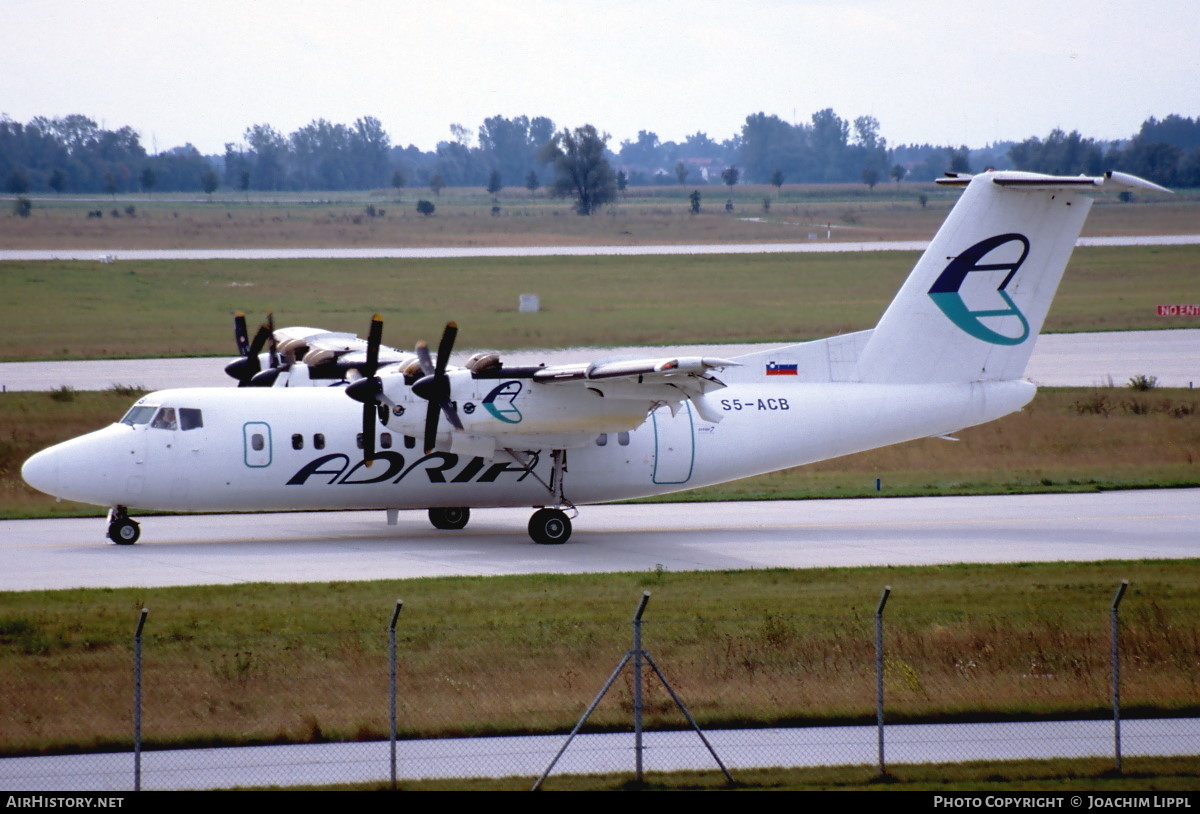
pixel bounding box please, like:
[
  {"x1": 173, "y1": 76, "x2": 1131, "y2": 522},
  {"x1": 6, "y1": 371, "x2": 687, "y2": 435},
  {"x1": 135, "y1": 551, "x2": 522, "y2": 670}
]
[
  {"x1": 531, "y1": 356, "x2": 739, "y2": 423},
  {"x1": 275, "y1": 327, "x2": 412, "y2": 368},
  {"x1": 532, "y1": 355, "x2": 739, "y2": 383}
]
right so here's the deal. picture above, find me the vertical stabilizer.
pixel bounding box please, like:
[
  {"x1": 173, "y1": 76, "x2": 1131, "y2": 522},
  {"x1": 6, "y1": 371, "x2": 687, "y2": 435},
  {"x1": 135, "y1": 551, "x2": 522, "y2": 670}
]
[{"x1": 855, "y1": 171, "x2": 1165, "y2": 384}]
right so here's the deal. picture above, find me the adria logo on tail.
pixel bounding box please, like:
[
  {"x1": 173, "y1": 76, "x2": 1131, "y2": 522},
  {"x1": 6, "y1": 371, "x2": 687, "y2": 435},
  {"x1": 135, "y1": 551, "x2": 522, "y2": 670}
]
[{"x1": 928, "y1": 233, "x2": 1031, "y2": 346}]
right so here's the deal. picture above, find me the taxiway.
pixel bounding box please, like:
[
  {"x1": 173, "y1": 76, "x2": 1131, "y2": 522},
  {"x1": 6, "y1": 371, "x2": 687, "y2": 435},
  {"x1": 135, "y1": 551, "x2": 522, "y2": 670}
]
[{"x1": 3, "y1": 489, "x2": 1196, "y2": 591}]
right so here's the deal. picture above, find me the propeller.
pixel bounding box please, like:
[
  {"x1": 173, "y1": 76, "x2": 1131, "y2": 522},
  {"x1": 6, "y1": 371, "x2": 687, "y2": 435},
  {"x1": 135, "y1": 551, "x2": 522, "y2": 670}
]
[
  {"x1": 224, "y1": 312, "x2": 275, "y2": 387},
  {"x1": 248, "y1": 312, "x2": 284, "y2": 386},
  {"x1": 266, "y1": 312, "x2": 279, "y2": 370},
  {"x1": 345, "y1": 314, "x2": 386, "y2": 464},
  {"x1": 411, "y1": 321, "x2": 464, "y2": 454},
  {"x1": 234, "y1": 312, "x2": 250, "y2": 357}
]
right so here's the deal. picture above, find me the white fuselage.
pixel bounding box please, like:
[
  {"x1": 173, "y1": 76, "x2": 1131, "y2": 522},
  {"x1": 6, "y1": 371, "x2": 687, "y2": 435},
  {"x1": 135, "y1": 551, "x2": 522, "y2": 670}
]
[{"x1": 23, "y1": 378, "x2": 1034, "y2": 513}]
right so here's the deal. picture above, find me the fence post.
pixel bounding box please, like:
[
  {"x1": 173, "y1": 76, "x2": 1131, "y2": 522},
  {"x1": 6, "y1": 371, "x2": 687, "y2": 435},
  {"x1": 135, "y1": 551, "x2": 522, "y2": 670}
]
[
  {"x1": 875, "y1": 586, "x2": 891, "y2": 776},
  {"x1": 633, "y1": 591, "x2": 650, "y2": 783},
  {"x1": 133, "y1": 608, "x2": 148, "y2": 792},
  {"x1": 388, "y1": 599, "x2": 404, "y2": 790},
  {"x1": 534, "y1": 590, "x2": 730, "y2": 790},
  {"x1": 1110, "y1": 579, "x2": 1129, "y2": 773}
]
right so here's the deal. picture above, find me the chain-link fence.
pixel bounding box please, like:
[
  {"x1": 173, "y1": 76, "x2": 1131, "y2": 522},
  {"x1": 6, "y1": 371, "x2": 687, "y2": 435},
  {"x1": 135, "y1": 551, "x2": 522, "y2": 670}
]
[{"x1": 3, "y1": 584, "x2": 1198, "y2": 790}]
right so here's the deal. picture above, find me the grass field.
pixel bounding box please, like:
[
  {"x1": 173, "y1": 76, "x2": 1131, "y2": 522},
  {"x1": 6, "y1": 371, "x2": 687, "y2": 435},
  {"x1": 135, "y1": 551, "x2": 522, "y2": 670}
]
[
  {"x1": 2, "y1": 244, "x2": 1198, "y2": 361},
  {"x1": 2, "y1": 561, "x2": 1196, "y2": 759},
  {"x1": 402, "y1": 758, "x2": 1200, "y2": 791},
  {"x1": 3, "y1": 184, "x2": 1197, "y2": 361},
  {"x1": 4, "y1": 184, "x2": 1198, "y2": 250},
  {"x1": 394, "y1": 757, "x2": 1200, "y2": 791}
]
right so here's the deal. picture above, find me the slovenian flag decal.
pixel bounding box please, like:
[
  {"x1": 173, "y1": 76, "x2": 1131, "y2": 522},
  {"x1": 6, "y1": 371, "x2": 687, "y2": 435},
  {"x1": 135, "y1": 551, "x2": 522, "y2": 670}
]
[{"x1": 765, "y1": 361, "x2": 798, "y2": 376}]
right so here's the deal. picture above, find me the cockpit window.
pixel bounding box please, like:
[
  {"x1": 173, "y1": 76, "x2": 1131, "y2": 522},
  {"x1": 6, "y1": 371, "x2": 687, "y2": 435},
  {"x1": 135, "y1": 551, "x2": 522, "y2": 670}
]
[
  {"x1": 180, "y1": 408, "x2": 203, "y2": 431},
  {"x1": 120, "y1": 405, "x2": 158, "y2": 426},
  {"x1": 150, "y1": 407, "x2": 178, "y2": 430}
]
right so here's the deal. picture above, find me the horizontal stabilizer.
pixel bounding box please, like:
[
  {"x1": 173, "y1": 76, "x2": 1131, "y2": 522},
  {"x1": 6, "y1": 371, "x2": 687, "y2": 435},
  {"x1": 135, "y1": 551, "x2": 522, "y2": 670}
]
[{"x1": 937, "y1": 170, "x2": 1171, "y2": 194}]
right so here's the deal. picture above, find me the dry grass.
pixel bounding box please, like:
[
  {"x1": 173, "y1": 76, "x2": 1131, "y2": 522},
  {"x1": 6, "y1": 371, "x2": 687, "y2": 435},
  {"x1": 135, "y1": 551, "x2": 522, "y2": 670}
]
[
  {"x1": 655, "y1": 387, "x2": 1200, "y2": 502},
  {"x1": 2, "y1": 186, "x2": 1196, "y2": 250},
  {"x1": 2, "y1": 562, "x2": 1196, "y2": 755},
  {"x1": 1, "y1": 245, "x2": 1198, "y2": 362}
]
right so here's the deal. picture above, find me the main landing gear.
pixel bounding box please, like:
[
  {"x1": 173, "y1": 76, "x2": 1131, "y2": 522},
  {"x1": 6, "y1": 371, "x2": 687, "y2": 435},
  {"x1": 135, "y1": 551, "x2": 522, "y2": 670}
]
[
  {"x1": 428, "y1": 506, "x2": 470, "y2": 530},
  {"x1": 528, "y1": 508, "x2": 572, "y2": 545},
  {"x1": 106, "y1": 506, "x2": 140, "y2": 545},
  {"x1": 426, "y1": 505, "x2": 572, "y2": 544}
]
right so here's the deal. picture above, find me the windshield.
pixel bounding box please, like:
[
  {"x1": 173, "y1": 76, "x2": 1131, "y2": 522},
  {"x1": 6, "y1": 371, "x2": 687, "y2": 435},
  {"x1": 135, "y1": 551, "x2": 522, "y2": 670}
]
[
  {"x1": 150, "y1": 407, "x2": 178, "y2": 430},
  {"x1": 119, "y1": 405, "x2": 158, "y2": 426}
]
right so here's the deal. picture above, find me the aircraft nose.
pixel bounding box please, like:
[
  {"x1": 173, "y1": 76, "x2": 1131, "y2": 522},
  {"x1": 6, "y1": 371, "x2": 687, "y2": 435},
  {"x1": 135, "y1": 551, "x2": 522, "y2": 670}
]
[{"x1": 22, "y1": 446, "x2": 63, "y2": 497}]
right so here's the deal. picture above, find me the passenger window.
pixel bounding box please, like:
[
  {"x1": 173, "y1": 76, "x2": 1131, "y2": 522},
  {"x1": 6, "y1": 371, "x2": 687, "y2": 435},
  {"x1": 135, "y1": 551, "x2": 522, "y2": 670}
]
[
  {"x1": 292, "y1": 433, "x2": 304, "y2": 450},
  {"x1": 180, "y1": 408, "x2": 203, "y2": 431},
  {"x1": 380, "y1": 433, "x2": 392, "y2": 449},
  {"x1": 618, "y1": 431, "x2": 630, "y2": 446},
  {"x1": 314, "y1": 434, "x2": 325, "y2": 450},
  {"x1": 356, "y1": 433, "x2": 364, "y2": 449},
  {"x1": 595, "y1": 433, "x2": 608, "y2": 446},
  {"x1": 404, "y1": 435, "x2": 416, "y2": 449},
  {"x1": 151, "y1": 408, "x2": 178, "y2": 430},
  {"x1": 251, "y1": 433, "x2": 265, "y2": 451}
]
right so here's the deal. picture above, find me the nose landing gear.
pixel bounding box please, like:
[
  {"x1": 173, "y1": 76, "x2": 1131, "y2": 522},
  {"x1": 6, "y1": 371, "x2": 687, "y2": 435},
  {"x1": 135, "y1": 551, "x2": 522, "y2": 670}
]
[{"x1": 106, "y1": 506, "x2": 141, "y2": 545}]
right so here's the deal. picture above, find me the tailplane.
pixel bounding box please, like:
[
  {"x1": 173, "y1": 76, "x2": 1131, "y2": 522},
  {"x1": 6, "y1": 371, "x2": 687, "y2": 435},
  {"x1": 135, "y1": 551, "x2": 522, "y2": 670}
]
[{"x1": 855, "y1": 170, "x2": 1169, "y2": 384}]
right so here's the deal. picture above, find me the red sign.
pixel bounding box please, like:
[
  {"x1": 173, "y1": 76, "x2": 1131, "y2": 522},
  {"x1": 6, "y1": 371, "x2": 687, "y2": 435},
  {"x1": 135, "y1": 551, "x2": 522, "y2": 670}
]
[{"x1": 1157, "y1": 305, "x2": 1200, "y2": 316}]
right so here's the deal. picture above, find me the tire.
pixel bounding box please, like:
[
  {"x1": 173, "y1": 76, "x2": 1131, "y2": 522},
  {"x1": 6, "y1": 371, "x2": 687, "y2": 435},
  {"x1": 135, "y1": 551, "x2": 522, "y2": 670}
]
[
  {"x1": 528, "y1": 508, "x2": 572, "y2": 545},
  {"x1": 108, "y1": 519, "x2": 140, "y2": 545},
  {"x1": 429, "y1": 506, "x2": 470, "y2": 530}
]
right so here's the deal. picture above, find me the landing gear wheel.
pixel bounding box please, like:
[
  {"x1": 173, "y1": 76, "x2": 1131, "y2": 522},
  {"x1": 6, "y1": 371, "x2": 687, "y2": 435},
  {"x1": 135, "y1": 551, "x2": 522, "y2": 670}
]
[
  {"x1": 108, "y1": 518, "x2": 140, "y2": 545},
  {"x1": 428, "y1": 507, "x2": 470, "y2": 530},
  {"x1": 528, "y1": 508, "x2": 571, "y2": 545}
]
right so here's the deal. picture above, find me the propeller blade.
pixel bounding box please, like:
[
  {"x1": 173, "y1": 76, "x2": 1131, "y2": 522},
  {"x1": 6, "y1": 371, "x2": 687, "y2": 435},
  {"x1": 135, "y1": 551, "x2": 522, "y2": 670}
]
[
  {"x1": 362, "y1": 404, "x2": 376, "y2": 465},
  {"x1": 365, "y1": 314, "x2": 383, "y2": 376},
  {"x1": 415, "y1": 340, "x2": 434, "y2": 377},
  {"x1": 347, "y1": 314, "x2": 387, "y2": 465},
  {"x1": 248, "y1": 323, "x2": 271, "y2": 357},
  {"x1": 226, "y1": 320, "x2": 272, "y2": 386},
  {"x1": 234, "y1": 312, "x2": 250, "y2": 357},
  {"x1": 435, "y1": 321, "x2": 457, "y2": 377},
  {"x1": 266, "y1": 312, "x2": 278, "y2": 369},
  {"x1": 414, "y1": 321, "x2": 461, "y2": 453},
  {"x1": 441, "y1": 399, "x2": 464, "y2": 431},
  {"x1": 423, "y1": 401, "x2": 440, "y2": 454}
]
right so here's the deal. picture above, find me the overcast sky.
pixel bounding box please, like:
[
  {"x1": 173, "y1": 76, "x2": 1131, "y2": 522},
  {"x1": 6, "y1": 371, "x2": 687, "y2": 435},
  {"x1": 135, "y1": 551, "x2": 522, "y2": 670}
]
[{"x1": 3, "y1": 0, "x2": 1197, "y2": 155}]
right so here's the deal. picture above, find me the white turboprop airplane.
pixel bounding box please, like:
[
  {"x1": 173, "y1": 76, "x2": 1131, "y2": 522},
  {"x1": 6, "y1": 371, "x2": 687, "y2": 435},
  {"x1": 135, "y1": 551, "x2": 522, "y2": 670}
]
[{"x1": 22, "y1": 170, "x2": 1168, "y2": 545}]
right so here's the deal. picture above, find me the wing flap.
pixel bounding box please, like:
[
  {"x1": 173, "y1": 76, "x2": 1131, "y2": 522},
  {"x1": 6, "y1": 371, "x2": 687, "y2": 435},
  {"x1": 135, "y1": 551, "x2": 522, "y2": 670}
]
[{"x1": 533, "y1": 356, "x2": 738, "y2": 383}]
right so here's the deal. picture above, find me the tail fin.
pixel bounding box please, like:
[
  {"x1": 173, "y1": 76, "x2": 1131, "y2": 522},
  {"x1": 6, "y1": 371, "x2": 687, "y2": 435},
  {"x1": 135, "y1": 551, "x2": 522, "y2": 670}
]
[{"x1": 856, "y1": 170, "x2": 1168, "y2": 384}]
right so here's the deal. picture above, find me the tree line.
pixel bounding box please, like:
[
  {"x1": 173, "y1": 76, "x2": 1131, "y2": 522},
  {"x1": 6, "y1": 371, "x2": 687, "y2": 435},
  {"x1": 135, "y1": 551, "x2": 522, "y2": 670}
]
[{"x1": 4, "y1": 110, "x2": 1199, "y2": 203}]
